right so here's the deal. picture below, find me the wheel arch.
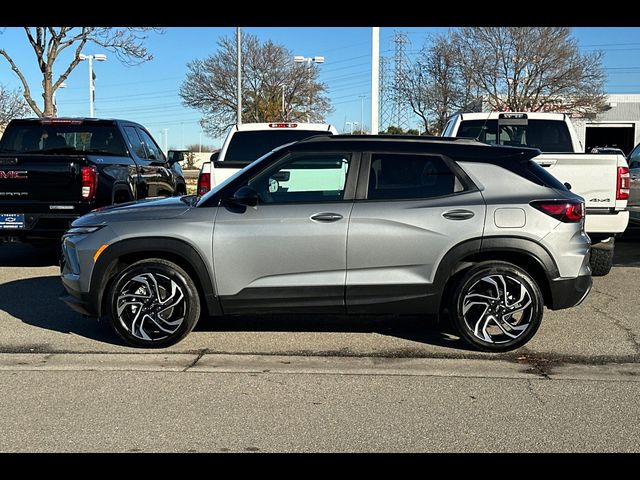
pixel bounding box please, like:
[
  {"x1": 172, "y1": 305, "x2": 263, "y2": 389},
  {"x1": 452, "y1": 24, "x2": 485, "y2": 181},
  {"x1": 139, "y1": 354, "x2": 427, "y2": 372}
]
[
  {"x1": 435, "y1": 236, "x2": 558, "y2": 313},
  {"x1": 89, "y1": 237, "x2": 221, "y2": 318}
]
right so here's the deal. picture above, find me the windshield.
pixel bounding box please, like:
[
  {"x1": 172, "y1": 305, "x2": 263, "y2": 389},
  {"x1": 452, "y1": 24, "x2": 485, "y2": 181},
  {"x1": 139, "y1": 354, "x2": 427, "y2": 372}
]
[
  {"x1": 457, "y1": 119, "x2": 573, "y2": 152},
  {"x1": 224, "y1": 129, "x2": 331, "y2": 163},
  {"x1": 0, "y1": 123, "x2": 128, "y2": 156}
]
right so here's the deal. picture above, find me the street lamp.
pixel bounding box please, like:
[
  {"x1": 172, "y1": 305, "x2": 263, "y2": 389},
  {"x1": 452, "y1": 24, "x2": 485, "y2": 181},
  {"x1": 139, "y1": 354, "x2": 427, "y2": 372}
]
[
  {"x1": 79, "y1": 53, "x2": 107, "y2": 117},
  {"x1": 358, "y1": 95, "x2": 366, "y2": 134},
  {"x1": 53, "y1": 82, "x2": 67, "y2": 115},
  {"x1": 294, "y1": 55, "x2": 325, "y2": 122}
]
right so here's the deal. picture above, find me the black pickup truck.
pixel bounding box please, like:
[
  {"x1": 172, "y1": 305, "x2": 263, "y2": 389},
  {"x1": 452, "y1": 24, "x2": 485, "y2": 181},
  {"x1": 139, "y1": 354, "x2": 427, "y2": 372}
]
[{"x1": 0, "y1": 118, "x2": 186, "y2": 245}]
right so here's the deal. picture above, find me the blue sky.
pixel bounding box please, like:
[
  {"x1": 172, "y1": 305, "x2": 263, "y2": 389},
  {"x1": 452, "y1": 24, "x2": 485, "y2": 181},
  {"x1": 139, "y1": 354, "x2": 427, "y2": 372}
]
[{"x1": 1, "y1": 27, "x2": 640, "y2": 150}]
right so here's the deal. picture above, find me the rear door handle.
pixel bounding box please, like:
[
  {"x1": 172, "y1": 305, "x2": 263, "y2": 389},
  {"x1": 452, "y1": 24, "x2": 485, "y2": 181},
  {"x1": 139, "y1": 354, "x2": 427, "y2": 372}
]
[
  {"x1": 310, "y1": 212, "x2": 344, "y2": 222},
  {"x1": 442, "y1": 209, "x2": 475, "y2": 220}
]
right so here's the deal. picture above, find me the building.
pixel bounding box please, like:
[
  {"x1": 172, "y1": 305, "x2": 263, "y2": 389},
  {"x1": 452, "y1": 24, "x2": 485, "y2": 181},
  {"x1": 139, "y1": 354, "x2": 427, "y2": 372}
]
[{"x1": 571, "y1": 94, "x2": 640, "y2": 155}]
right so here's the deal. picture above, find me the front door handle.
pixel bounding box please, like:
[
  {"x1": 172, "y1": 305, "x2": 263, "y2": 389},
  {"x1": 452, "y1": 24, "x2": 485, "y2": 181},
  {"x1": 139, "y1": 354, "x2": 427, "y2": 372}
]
[
  {"x1": 442, "y1": 209, "x2": 475, "y2": 220},
  {"x1": 310, "y1": 212, "x2": 344, "y2": 222}
]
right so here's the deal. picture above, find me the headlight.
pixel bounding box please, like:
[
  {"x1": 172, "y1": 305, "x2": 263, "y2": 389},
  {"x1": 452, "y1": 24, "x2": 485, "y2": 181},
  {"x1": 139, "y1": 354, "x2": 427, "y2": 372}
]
[{"x1": 65, "y1": 226, "x2": 103, "y2": 236}]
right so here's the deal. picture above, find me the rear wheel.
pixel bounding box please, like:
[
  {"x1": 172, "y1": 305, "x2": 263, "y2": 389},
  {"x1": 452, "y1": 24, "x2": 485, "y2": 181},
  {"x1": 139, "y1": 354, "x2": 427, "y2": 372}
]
[
  {"x1": 449, "y1": 261, "x2": 544, "y2": 352},
  {"x1": 589, "y1": 238, "x2": 614, "y2": 276},
  {"x1": 107, "y1": 258, "x2": 201, "y2": 348}
]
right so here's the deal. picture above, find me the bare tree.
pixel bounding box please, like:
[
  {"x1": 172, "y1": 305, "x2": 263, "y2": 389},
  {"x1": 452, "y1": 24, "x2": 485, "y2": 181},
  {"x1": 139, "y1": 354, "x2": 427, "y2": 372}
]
[
  {"x1": 0, "y1": 27, "x2": 160, "y2": 118},
  {"x1": 450, "y1": 27, "x2": 607, "y2": 114},
  {"x1": 0, "y1": 85, "x2": 30, "y2": 131},
  {"x1": 398, "y1": 35, "x2": 479, "y2": 135},
  {"x1": 180, "y1": 34, "x2": 332, "y2": 137}
]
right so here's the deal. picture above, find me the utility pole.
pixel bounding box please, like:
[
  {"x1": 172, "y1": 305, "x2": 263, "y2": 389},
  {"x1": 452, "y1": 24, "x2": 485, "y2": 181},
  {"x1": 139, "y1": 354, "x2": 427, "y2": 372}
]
[
  {"x1": 371, "y1": 27, "x2": 380, "y2": 134},
  {"x1": 359, "y1": 95, "x2": 366, "y2": 134},
  {"x1": 236, "y1": 27, "x2": 242, "y2": 125},
  {"x1": 162, "y1": 128, "x2": 168, "y2": 154}
]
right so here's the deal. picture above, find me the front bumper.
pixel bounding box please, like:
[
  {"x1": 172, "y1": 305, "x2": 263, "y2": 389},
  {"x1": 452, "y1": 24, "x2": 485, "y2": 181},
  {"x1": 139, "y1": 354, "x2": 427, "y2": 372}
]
[
  {"x1": 60, "y1": 273, "x2": 99, "y2": 317},
  {"x1": 548, "y1": 274, "x2": 592, "y2": 310}
]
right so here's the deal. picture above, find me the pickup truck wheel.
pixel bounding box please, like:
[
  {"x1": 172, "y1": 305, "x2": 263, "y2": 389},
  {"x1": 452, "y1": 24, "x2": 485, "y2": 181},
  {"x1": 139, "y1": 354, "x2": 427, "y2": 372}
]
[
  {"x1": 590, "y1": 238, "x2": 614, "y2": 277},
  {"x1": 449, "y1": 261, "x2": 543, "y2": 352},
  {"x1": 108, "y1": 258, "x2": 201, "y2": 348}
]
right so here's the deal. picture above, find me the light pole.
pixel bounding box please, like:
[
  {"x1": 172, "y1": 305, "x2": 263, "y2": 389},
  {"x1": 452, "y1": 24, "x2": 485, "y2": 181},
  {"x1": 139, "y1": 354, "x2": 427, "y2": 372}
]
[
  {"x1": 79, "y1": 53, "x2": 107, "y2": 117},
  {"x1": 294, "y1": 55, "x2": 324, "y2": 122},
  {"x1": 359, "y1": 95, "x2": 366, "y2": 134},
  {"x1": 53, "y1": 82, "x2": 67, "y2": 115}
]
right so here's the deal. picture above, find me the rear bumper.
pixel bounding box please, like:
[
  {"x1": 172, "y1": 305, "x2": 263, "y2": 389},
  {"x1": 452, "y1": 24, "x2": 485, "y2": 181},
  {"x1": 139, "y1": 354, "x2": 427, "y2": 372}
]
[
  {"x1": 0, "y1": 213, "x2": 80, "y2": 241},
  {"x1": 548, "y1": 274, "x2": 592, "y2": 310},
  {"x1": 585, "y1": 209, "x2": 629, "y2": 235}
]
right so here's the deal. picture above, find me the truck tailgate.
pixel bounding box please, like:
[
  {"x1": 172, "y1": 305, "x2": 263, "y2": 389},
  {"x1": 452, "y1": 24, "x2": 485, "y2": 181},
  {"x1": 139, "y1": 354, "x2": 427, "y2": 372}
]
[
  {"x1": 534, "y1": 153, "x2": 619, "y2": 209},
  {"x1": 0, "y1": 154, "x2": 85, "y2": 207}
]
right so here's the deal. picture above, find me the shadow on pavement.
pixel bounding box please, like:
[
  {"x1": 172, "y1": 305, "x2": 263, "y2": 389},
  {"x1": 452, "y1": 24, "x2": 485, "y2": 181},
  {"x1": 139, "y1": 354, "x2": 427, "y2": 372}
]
[
  {"x1": 0, "y1": 243, "x2": 60, "y2": 267},
  {"x1": 195, "y1": 313, "x2": 473, "y2": 351},
  {"x1": 615, "y1": 223, "x2": 640, "y2": 268},
  {"x1": 0, "y1": 275, "x2": 124, "y2": 347}
]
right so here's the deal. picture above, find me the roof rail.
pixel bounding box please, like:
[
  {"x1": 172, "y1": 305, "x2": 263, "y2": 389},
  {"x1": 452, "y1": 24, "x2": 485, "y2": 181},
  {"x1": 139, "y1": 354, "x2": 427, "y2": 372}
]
[{"x1": 300, "y1": 134, "x2": 486, "y2": 145}]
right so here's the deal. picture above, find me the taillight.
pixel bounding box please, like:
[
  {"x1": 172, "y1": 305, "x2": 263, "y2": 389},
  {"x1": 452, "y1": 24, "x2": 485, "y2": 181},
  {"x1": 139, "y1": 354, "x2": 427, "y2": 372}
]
[
  {"x1": 197, "y1": 172, "x2": 211, "y2": 196},
  {"x1": 617, "y1": 166, "x2": 630, "y2": 200},
  {"x1": 531, "y1": 200, "x2": 584, "y2": 223},
  {"x1": 81, "y1": 166, "x2": 97, "y2": 201}
]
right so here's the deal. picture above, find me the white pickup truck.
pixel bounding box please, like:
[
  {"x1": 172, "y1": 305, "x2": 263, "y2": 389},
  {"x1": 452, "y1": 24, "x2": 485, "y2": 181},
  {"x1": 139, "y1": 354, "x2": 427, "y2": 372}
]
[
  {"x1": 197, "y1": 122, "x2": 338, "y2": 195},
  {"x1": 443, "y1": 112, "x2": 630, "y2": 276}
]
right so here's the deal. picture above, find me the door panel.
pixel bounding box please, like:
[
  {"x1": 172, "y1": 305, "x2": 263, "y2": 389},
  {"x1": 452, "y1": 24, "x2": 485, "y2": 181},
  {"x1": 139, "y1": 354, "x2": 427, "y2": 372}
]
[
  {"x1": 213, "y1": 151, "x2": 357, "y2": 314},
  {"x1": 213, "y1": 202, "x2": 353, "y2": 313},
  {"x1": 346, "y1": 193, "x2": 485, "y2": 313},
  {"x1": 346, "y1": 152, "x2": 485, "y2": 314}
]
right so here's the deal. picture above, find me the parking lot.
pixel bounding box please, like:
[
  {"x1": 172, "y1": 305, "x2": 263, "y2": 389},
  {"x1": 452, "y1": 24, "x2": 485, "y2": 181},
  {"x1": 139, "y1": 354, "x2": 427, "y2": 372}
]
[{"x1": 0, "y1": 225, "x2": 638, "y2": 452}]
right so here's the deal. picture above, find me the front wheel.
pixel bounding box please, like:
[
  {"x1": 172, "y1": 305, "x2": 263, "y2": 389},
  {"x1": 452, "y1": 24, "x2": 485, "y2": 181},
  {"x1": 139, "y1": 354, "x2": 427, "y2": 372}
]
[
  {"x1": 107, "y1": 258, "x2": 201, "y2": 348},
  {"x1": 449, "y1": 261, "x2": 544, "y2": 352}
]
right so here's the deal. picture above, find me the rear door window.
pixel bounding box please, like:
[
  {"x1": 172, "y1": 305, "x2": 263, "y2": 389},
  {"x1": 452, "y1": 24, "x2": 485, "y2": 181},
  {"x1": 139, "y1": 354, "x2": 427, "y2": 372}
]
[{"x1": 366, "y1": 153, "x2": 463, "y2": 200}]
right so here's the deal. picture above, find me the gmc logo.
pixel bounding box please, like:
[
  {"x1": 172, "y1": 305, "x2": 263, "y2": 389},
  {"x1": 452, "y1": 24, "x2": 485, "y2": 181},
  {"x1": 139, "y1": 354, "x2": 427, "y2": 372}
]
[{"x1": 0, "y1": 170, "x2": 27, "y2": 179}]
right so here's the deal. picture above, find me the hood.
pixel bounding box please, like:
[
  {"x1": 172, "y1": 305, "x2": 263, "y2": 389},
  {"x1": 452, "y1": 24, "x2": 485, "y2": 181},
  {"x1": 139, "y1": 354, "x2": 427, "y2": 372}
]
[{"x1": 72, "y1": 196, "x2": 193, "y2": 227}]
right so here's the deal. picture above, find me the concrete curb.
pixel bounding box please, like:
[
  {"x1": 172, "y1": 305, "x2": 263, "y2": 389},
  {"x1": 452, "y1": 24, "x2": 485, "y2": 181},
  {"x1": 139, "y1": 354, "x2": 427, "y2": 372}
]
[{"x1": 0, "y1": 353, "x2": 639, "y2": 382}]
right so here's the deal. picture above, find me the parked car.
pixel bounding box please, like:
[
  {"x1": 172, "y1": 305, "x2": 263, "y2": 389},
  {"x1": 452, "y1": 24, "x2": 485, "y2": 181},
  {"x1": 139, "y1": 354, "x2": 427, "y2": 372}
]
[
  {"x1": 61, "y1": 135, "x2": 591, "y2": 352},
  {"x1": 0, "y1": 118, "x2": 186, "y2": 245},
  {"x1": 626, "y1": 143, "x2": 640, "y2": 225},
  {"x1": 196, "y1": 122, "x2": 338, "y2": 195},
  {"x1": 443, "y1": 112, "x2": 630, "y2": 276}
]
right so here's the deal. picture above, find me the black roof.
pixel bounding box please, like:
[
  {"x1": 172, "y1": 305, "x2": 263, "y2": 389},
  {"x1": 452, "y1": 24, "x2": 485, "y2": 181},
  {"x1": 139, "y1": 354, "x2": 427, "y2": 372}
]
[{"x1": 291, "y1": 134, "x2": 541, "y2": 163}]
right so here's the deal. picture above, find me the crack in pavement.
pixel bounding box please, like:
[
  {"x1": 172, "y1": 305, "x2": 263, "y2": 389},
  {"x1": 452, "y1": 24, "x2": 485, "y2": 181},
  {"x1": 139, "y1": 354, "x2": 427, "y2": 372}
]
[
  {"x1": 589, "y1": 305, "x2": 640, "y2": 355},
  {"x1": 526, "y1": 379, "x2": 545, "y2": 405}
]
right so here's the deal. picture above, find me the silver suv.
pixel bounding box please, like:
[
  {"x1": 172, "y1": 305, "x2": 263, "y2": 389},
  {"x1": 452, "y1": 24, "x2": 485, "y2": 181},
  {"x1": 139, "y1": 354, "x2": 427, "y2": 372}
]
[{"x1": 60, "y1": 136, "x2": 592, "y2": 352}]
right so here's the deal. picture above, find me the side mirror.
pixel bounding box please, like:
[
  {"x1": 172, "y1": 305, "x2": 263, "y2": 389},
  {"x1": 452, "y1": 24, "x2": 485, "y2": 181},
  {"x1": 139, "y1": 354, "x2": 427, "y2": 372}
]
[
  {"x1": 564, "y1": 182, "x2": 572, "y2": 191},
  {"x1": 167, "y1": 149, "x2": 188, "y2": 165},
  {"x1": 232, "y1": 186, "x2": 259, "y2": 207}
]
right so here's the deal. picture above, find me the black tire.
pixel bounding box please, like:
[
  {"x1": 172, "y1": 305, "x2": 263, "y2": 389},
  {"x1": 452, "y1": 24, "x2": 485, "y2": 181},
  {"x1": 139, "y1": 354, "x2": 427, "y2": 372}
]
[
  {"x1": 107, "y1": 258, "x2": 201, "y2": 348},
  {"x1": 449, "y1": 261, "x2": 544, "y2": 352},
  {"x1": 589, "y1": 239, "x2": 614, "y2": 277}
]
